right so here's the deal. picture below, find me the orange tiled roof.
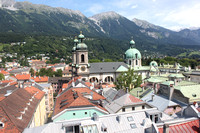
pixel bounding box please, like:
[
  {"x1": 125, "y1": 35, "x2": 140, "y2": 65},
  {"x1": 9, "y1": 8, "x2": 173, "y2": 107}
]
[
  {"x1": 0, "y1": 87, "x2": 45, "y2": 132},
  {"x1": 0, "y1": 96, "x2": 5, "y2": 102},
  {"x1": 0, "y1": 70, "x2": 9, "y2": 75},
  {"x1": 62, "y1": 83, "x2": 68, "y2": 89},
  {"x1": 85, "y1": 82, "x2": 92, "y2": 87},
  {"x1": 31, "y1": 76, "x2": 48, "y2": 83},
  {"x1": 73, "y1": 88, "x2": 106, "y2": 100},
  {"x1": 54, "y1": 87, "x2": 106, "y2": 116},
  {"x1": 24, "y1": 86, "x2": 45, "y2": 99},
  {"x1": 129, "y1": 95, "x2": 142, "y2": 103},
  {"x1": 1, "y1": 80, "x2": 13, "y2": 83},
  {"x1": 102, "y1": 84, "x2": 116, "y2": 88},
  {"x1": 15, "y1": 74, "x2": 30, "y2": 80}
]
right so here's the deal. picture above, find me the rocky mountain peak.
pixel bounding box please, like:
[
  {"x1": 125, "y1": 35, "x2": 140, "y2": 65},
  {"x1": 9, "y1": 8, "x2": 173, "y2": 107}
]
[{"x1": 90, "y1": 11, "x2": 122, "y2": 21}]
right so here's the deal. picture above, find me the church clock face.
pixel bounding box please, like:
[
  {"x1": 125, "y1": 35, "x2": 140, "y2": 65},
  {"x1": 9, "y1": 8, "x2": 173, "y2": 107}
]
[{"x1": 81, "y1": 66, "x2": 86, "y2": 71}]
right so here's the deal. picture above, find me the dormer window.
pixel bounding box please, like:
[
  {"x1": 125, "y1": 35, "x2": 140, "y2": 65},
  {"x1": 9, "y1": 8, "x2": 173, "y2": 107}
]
[{"x1": 0, "y1": 122, "x2": 4, "y2": 129}]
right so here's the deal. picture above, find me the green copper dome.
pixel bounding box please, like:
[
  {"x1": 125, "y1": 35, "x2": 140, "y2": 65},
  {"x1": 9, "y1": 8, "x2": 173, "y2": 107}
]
[
  {"x1": 150, "y1": 61, "x2": 158, "y2": 67},
  {"x1": 130, "y1": 40, "x2": 135, "y2": 45},
  {"x1": 125, "y1": 48, "x2": 141, "y2": 59},
  {"x1": 78, "y1": 31, "x2": 85, "y2": 39},
  {"x1": 74, "y1": 38, "x2": 79, "y2": 43},
  {"x1": 72, "y1": 46, "x2": 76, "y2": 52},
  {"x1": 76, "y1": 43, "x2": 87, "y2": 50}
]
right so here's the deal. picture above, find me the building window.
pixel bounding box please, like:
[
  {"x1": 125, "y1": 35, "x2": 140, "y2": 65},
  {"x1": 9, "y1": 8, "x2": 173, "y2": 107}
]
[
  {"x1": 85, "y1": 112, "x2": 87, "y2": 115},
  {"x1": 130, "y1": 123, "x2": 137, "y2": 129},
  {"x1": 129, "y1": 60, "x2": 131, "y2": 65},
  {"x1": 155, "y1": 114, "x2": 159, "y2": 123},
  {"x1": 81, "y1": 54, "x2": 85, "y2": 63},
  {"x1": 122, "y1": 108, "x2": 125, "y2": 112},
  {"x1": 136, "y1": 60, "x2": 138, "y2": 65},
  {"x1": 142, "y1": 105, "x2": 145, "y2": 109},
  {"x1": 127, "y1": 116, "x2": 134, "y2": 122},
  {"x1": 132, "y1": 107, "x2": 135, "y2": 111},
  {"x1": 73, "y1": 113, "x2": 76, "y2": 116}
]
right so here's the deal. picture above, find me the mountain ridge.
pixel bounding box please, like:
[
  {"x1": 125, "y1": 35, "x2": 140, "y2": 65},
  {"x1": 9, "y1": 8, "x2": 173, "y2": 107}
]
[{"x1": 0, "y1": 1, "x2": 199, "y2": 46}]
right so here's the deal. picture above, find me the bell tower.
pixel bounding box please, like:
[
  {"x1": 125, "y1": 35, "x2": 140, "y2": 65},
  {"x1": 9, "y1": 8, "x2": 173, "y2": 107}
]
[{"x1": 73, "y1": 31, "x2": 90, "y2": 81}]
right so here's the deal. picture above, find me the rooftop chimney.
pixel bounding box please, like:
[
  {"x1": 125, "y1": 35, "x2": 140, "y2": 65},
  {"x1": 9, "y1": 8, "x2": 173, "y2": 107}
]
[
  {"x1": 90, "y1": 92, "x2": 93, "y2": 100},
  {"x1": 169, "y1": 86, "x2": 174, "y2": 101},
  {"x1": 151, "y1": 94, "x2": 155, "y2": 101}
]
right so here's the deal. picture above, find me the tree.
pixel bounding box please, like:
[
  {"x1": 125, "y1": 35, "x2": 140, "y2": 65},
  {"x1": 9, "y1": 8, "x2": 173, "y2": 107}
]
[
  {"x1": 0, "y1": 73, "x2": 5, "y2": 80},
  {"x1": 29, "y1": 68, "x2": 34, "y2": 77},
  {"x1": 54, "y1": 69, "x2": 62, "y2": 77},
  {"x1": 114, "y1": 68, "x2": 139, "y2": 92},
  {"x1": 135, "y1": 75, "x2": 142, "y2": 88},
  {"x1": 39, "y1": 68, "x2": 46, "y2": 76}
]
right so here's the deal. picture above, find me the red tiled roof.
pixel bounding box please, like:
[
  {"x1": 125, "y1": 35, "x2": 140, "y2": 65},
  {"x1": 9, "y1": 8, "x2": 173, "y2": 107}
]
[
  {"x1": 0, "y1": 87, "x2": 45, "y2": 132},
  {"x1": 85, "y1": 82, "x2": 92, "y2": 87},
  {"x1": 15, "y1": 74, "x2": 30, "y2": 80},
  {"x1": 0, "y1": 70, "x2": 9, "y2": 75},
  {"x1": 24, "y1": 86, "x2": 45, "y2": 99},
  {"x1": 1, "y1": 80, "x2": 13, "y2": 83},
  {"x1": 73, "y1": 88, "x2": 106, "y2": 100},
  {"x1": 62, "y1": 83, "x2": 68, "y2": 89},
  {"x1": 0, "y1": 96, "x2": 5, "y2": 101},
  {"x1": 102, "y1": 84, "x2": 116, "y2": 88},
  {"x1": 158, "y1": 119, "x2": 200, "y2": 133},
  {"x1": 54, "y1": 87, "x2": 106, "y2": 116},
  {"x1": 129, "y1": 95, "x2": 142, "y2": 103},
  {"x1": 31, "y1": 76, "x2": 48, "y2": 83},
  {"x1": 0, "y1": 106, "x2": 20, "y2": 133}
]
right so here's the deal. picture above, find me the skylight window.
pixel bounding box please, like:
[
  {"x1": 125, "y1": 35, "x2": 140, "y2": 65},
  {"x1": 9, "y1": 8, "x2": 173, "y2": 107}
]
[
  {"x1": 130, "y1": 123, "x2": 137, "y2": 129},
  {"x1": 127, "y1": 116, "x2": 134, "y2": 122}
]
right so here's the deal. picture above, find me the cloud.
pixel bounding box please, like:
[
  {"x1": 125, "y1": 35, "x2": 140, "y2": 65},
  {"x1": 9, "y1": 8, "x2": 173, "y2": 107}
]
[
  {"x1": 163, "y1": 3, "x2": 200, "y2": 28},
  {"x1": 85, "y1": 4, "x2": 104, "y2": 14},
  {"x1": 131, "y1": 4, "x2": 138, "y2": 9}
]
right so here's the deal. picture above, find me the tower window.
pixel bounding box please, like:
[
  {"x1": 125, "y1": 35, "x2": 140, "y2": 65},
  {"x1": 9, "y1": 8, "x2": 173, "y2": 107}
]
[
  {"x1": 129, "y1": 60, "x2": 131, "y2": 65},
  {"x1": 81, "y1": 54, "x2": 85, "y2": 63},
  {"x1": 136, "y1": 60, "x2": 138, "y2": 65}
]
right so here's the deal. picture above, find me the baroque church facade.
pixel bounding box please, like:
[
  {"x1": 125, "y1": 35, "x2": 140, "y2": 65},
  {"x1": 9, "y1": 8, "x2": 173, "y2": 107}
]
[{"x1": 71, "y1": 32, "x2": 158, "y2": 83}]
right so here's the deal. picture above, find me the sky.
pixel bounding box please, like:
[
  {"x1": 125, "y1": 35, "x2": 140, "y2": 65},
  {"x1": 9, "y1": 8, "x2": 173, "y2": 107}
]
[{"x1": 16, "y1": 0, "x2": 200, "y2": 31}]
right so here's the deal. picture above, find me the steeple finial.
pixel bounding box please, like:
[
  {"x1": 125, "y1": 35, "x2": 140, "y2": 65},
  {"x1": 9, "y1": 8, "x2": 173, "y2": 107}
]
[{"x1": 130, "y1": 37, "x2": 135, "y2": 48}]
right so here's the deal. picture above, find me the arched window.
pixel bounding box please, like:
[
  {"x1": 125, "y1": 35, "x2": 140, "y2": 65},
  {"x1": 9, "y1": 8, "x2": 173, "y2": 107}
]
[
  {"x1": 89, "y1": 77, "x2": 98, "y2": 83},
  {"x1": 135, "y1": 53, "x2": 138, "y2": 59},
  {"x1": 136, "y1": 60, "x2": 138, "y2": 65},
  {"x1": 129, "y1": 60, "x2": 131, "y2": 65},
  {"x1": 81, "y1": 54, "x2": 85, "y2": 63},
  {"x1": 104, "y1": 76, "x2": 114, "y2": 83}
]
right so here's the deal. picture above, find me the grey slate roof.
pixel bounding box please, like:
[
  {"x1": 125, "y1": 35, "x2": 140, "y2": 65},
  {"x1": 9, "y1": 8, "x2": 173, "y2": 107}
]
[
  {"x1": 89, "y1": 62, "x2": 128, "y2": 74},
  {"x1": 103, "y1": 88, "x2": 126, "y2": 103},
  {"x1": 9, "y1": 68, "x2": 30, "y2": 74},
  {"x1": 105, "y1": 93, "x2": 144, "y2": 114},
  {"x1": 48, "y1": 77, "x2": 70, "y2": 83},
  {"x1": 142, "y1": 92, "x2": 187, "y2": 111}
]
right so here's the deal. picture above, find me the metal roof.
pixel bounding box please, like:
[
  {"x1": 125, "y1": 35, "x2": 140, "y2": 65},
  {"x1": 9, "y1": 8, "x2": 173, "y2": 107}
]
[{"x1": 89, "y1": 62, "x2": 128, "y2": 74}]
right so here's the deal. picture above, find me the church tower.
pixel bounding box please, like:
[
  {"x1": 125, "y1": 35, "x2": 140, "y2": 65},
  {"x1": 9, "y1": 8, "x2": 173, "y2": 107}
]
[
  {"x1": 124, "y1": 38, "x2": 142, "y2": 68},
  {"x1": 73, "y1": 31, "x2": 90, "y2": 81}
]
